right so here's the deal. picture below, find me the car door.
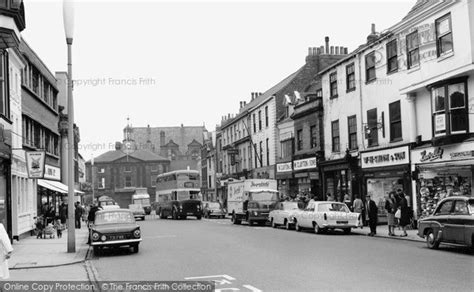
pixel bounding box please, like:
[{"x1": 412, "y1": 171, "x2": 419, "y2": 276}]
[
  {"x1": 448, "y1": 200, "x2": 469, "y2": 244},
  {"x1": 301, "y1": 202, "x2": 315, "y2": 228},
  {"x1": 435, "y1": 200, "x2": 455, "y2": 242}
]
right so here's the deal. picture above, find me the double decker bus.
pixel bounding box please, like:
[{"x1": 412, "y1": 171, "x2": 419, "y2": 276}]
[{"x1": 153, "y1": 170, "x2": 202, "y2": 220}]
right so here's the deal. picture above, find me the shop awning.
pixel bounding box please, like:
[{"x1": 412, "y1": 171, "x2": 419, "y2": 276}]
[{"x1": 38, "y1": 180, "x2": 84, "y2": 194}]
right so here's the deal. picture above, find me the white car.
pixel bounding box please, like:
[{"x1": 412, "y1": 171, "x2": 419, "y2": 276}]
[
  {"x1": 293, "y1": 201, "x2": 361, "y2": 234},
  {"x1": 268, "y1": 201, "x2": 304, "y2": 230}
]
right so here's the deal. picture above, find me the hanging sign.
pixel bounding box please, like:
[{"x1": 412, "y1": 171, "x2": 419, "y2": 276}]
[{"x1": 25, "y1": 151, "x2": 46, "y2": 179}]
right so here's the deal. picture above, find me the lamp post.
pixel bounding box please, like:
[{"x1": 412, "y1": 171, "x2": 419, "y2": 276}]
[{"x1": 63, "y1": 0, "x2": 75, "y2": 253}]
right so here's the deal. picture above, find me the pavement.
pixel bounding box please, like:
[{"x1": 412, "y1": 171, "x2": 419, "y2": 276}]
[
  {"x1": 350, "y1": 223, "x2": 423, "y2": 242},
  {"x1": 8, "y1": 223, "x2": 91, "y2": 270}
]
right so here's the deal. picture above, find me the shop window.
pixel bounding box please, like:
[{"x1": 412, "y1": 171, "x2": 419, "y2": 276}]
[
  {"x1": 431, "y1": 80, "x2": 468, "y2": 137},
  {"x1": 406, "y1": 30, "x2": 419, "y2": 69},
  {"x1": 331, "y1": 120, "x2": 340, "y2": 152},
  {"x1": 347, "y1": 115, "x2": 357, "y2": 150},
  {"x1": 367, "y1": 108, "x2": 378, "y2": 147},
  {"x1": 365, "y1": 51, "x2": 376, "y2": 82},
  {"x1": 435, "y1": 14, "x2": 453, "y2": 57},
  {"x1": 329, "y1": 72, "x2": 338, "y2": 98},
  {"x1": 389, "y1": 100, "x2": 402, "y2": 141},
  {"x1": 346, "y1": 63, "x2": 355, "y2": 92},
  {"x1": 386, "y1": 39, "x2": 398, "y2": 73}
]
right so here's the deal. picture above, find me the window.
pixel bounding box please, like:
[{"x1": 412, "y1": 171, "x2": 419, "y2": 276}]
[
  {"x1": 386, "y1": 40, "x2": 398, "y2": 73},
  {"x1": 248, "y1": 145, "x2": 252, "y2": 169},
  {"x1": 0, "y1": 50, "x2": 9, "y2": 118},
  {"x1": 259, "y1": 141, "x2": 263, "y2": 167},
  {"x1": 280, "y1": 139, "x2": 293, "y2": 159},
  {"x1": 98, "y1": 168, "x2": 105, "y2": 173},
  {"x1": 151, "y1": 164, "x2": 158, "y2": 172},
  {"x1": 32, "y1": 67, "x2": 39, "y2": 94},
  {"x1": 431, "y1": 80, "x2": 468, "y2": 136},
  {"x1": 125, "y1": 176, "x2": 132, "y2": 188},
  {"x1": 124, "y1": 165, "x2": 131, "y2": 172},
  {"x1": 296, "y1": 129, "x2": 303, "y2": 151},
  {"x1": 266, "y1": 138, "x2": 269, "y2": 166},
  {"x1": 453, "y1": 200, "x2": 468, "y2": 215},
  {"x1": 389, "y1": 101, "x2": 402, "y2": 141},
  {"x1": 98, "y1": 177, "x2": 105, "y2": 189},
  {"x1": 331, "y1": 120, "x2": 340, "y2": 152},
  {"x1": 365, "y1": 52, "x2": 376, "y2": 82},
  {"x1": 151, "y1": 176, "x2": 156, "y2": 187},
  {"x1": 254, "y1": 143, "x2": 257, "y2": 168},
  {"x1": 435, "y1": 200, "x2": 453, "y2": 215},
  {"x1": 346, "y1": 63, "x2": 355, "y2": 91},
  {"x1": 316, "y1": 89, "x2": 322, "y2": 98},
  {"x1": 208, "y1": 176, "x2": 212, "y2": 188},
  {"x1": 436, "y1": 14, "x2": 453, "y2": 56},
  {"x1": 265, "y1": 106, "x2": 268, "y2": 127},
  {"x1": 258, "y1": 111, "x2": 262, "y2": 131},
  {"x1": 253, "y1": 114, "x2": 256, "y2": 133},
  {"x1": 367, "y1": 108, "x2": 378, "y2": 147},
  {"x1": 347, "y1": 115, "x2": 357, "y2": 150},
  {"x1": 43, "y1": 82, "x2": 50, "y2": 104},
  {"x1": 406, "y1": 30, "x2": 419, "y2": 69},
  {"x1": 329, "y1": 72, "x2": 338, "y2": 98},
  {"x1": 310, "y1": 125, "x2": 317, "y2": 148}
]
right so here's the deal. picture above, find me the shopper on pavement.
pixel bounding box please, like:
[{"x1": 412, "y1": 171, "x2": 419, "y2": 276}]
[
  {"x1": 398, "y1": 194, "x2": 410, "y2": 237},
  {"x1": 385, "y1": 192, "x2": 397, "y2": 236},
  {"x1": 75, "y1": 202, "x2": 84, "y2": 229},
  {"x1": 0, "y1": 223, "x2": 13, "y2": 279},
  {"x1": 352, "y1": 195, "x2": 364, "y2": 226},
  {"x1": 365, "y1": 195, "x2": 378, "y2": 236}
]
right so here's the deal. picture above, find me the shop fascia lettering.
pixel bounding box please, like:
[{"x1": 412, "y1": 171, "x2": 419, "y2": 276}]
[
  {"x1": 293, "y1": 157, "x2": 317, "y2": 171},
  {"x1": 412, "y1": 142, "x2": 474, "y2": 164},
  {"x1": 277, "y1": 162, "x2": 292, "y2": 173},
  {"x1": 361, "y1": 146, "x2": 410, "y2": 169}
]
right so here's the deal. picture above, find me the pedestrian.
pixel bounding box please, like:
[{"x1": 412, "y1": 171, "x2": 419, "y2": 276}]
[
  {"x1": 352, "y1": 194, "x2": 364, "y2": 227},
  {"x1": 35, "y1": 216, "x2": 44, "y2": 239},
  {"x1": 385, "y1": 191, "x2": 397, "y2": 236},
  {"x1": 365, "y1": 195, "x2": 378, "y2": 236},
  {"x1": 326, "y1": 193, "x2": 334, "y2": 201},
  {"x1": 54, "y1": 219, "x2": 63, "y2": 238},
  {"x1": 343, "y1": 193, "x2": 351, "y2": 208},
  {"x1": 398, "y1": 193, "x2": 410, "y2": 237},
  {"x1": 0, "y1": 223, "x2": 13, "y2": 279},
  {"x1": 75, "y1": 202, "x2": 83, "y2": 229},
  {"x1": 59, "y1": 202, "x2": 67, "y2": 225}
]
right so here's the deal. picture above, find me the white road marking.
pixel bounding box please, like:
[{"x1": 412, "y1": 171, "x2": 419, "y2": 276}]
[
  {"x1": 185, "y1": 274, "x2": 236, "y2": 281},
  {"x1": 243, "y1": 285, "x2": 262, "y2": 292}
]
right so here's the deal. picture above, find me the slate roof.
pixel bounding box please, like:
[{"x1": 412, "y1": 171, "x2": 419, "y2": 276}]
[
  {"x1": 92, "y1": 149, "x2": 169, "y2": 163},
  {"x1": 402, "y1": 0, "x2": 439, "y2": 21}
]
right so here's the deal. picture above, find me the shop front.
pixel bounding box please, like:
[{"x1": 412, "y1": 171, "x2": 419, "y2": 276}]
[
  {"x1": 411, "y1": 141, "x2": 474, "y2": 219},
  {"x1": 319, "y1": 153, "x2": 359, "y2": 202},
  {"x1": 360, "y1": 145, "x2": 411, "y2": 224},
  {"x1": 0, "y1": 139, "x2": 11, "y2": 238},
  {"x1": 36, "y1": 164, "x2": 68, "y2": 224},
  {"x1": 293, "y1": 157, "x2": 319, "y2": 199},
  {"x1": 276, "y1": 161, "x2": 296, "y2": 198}
]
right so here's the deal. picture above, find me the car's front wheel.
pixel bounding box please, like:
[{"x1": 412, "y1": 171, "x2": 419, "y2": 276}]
[
  {"x1": 314, "y1": 223, "x2": 323, "y2": 234},
  {"x1": 271, "y1": 218, "x2": 277, "y2": 228},
  {"x1": 132, "y1": 244, "x2": 139, "y2": 253},
  {"x1": 285, "y1": 219, "x2": 292, "y2": 230},
  {"x1": 295, "y1": 221, "x2": 302, "y2": 232},
  {"x1": 343, "y1": 228, "x2": 351, "y2": 235},
  {"x1": 426, "y1": 229, "x2": 440, "y2": 249}
]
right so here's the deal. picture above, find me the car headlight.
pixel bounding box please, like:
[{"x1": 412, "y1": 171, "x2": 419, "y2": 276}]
[
  {"x1": 253, "y1": 211, "x2": 258, "y2": 216},
  {"x1": 100, "y1": 235, "x2": 106, "y2": 241},
  {"x1": 179, "y1": 205, "x2": 183, "y2": 210},
  {"x1": 91, "y1": 232, "x2": 100, "y2": 241},
  {"x1": 133, "y1": 229, "x2": 141, "y2": 238}
]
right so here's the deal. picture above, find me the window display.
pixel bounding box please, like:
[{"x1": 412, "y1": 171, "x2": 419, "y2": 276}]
[{"x1": 418, "y1": 169, "x2": 472, "y2": 218}]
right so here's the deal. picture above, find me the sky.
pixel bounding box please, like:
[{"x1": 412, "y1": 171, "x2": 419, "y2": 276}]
[{"x1": 21, "y1": 0, "x2": 415, "y2": 160}]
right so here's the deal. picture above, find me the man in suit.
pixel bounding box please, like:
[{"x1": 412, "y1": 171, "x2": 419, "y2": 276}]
[{"x1": 365, "y1": 195, "x2": 378, "y2": 236}]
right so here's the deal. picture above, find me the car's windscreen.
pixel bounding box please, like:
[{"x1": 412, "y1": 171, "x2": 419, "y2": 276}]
[
  {"x1": 469, "y1": 200, "x2": 474, "y2": 215},
  {"x1": 134, "y1": 198, "x2": 150, "y2": 205},
  {"x1": 318, "y1": 203, "x2": 350, "y2": 213},
  {"x1": 251, "y1": 192, "x2": 278, "y2": 201},
  {"x1": 95, "y1": 212, "x2": 135, "y2": 225},
  {"x1": 282, "y1": 202, "x2": 300, "y2": 210},
  {"x1": 209, "y1": 203, "x2": 221, "y2": 209}
]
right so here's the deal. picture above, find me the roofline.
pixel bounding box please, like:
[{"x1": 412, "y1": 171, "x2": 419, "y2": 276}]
[{"x1": 20, "y1": 37, "x2": 59, "y2": 89}]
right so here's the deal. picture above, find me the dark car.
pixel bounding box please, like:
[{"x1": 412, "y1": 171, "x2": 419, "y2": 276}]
[
  {"x1": 203, "y1": 202, "x2": 226, "y2": 219},
  {"x1": 418, "y1": 196, "x2": 474, "y2": 249},
  {"x1": 89, "y1": 209, "x2": 142, "y2": 255}
]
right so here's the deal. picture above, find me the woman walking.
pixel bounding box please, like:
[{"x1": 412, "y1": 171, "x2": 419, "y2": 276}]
[
  {"x1": 398, "y1": 193, "x2": 410, "y2": 237},
  {"x1": 385, "y1": 192, "x2": 397, "y2": 236}
]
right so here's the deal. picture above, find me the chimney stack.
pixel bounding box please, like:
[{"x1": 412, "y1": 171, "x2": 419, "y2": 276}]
[
  {"x1": 325, "y1": 36, "x2": 330, "y2": 54},
  {"x1": 228, "y1": 113, "x2": 231, "y2": 119},
  {"x1": 308, "y1": 47, "x2": 312, "y2": 56},
  {"x1": 367, "y1": 23, "x2": 378, "y2": 44},
  {"x1": 312, "y1": 47, "x2": 317, "y2": 56}
]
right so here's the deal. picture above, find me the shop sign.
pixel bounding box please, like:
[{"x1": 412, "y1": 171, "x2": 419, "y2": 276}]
[
  {"x1": 44, "y1": 165, "x2": 61, "y2": 181},
  {"x1": 293, "y1": 157, "x2": 317, "y2": 171},
  {"x1": 361, "y1": 146, "x2": 410, "y2": 169},
  {"x1": 25, "y1": 151, "x2": 46, "y2": 179},
  {"x1": 434, "y1": 115, "x2": 446, "y2": 132},
  {"x1": 412, "y1": 142, "x2": 474, "y2": 164},
  {"x1": 277, "y1": 162, "x2": 292, "y2": 173}
]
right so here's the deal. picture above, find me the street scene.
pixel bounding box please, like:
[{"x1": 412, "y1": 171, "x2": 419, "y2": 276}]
[{"x1": 0, "y1": 0, "x2": 473, "y2": 291}]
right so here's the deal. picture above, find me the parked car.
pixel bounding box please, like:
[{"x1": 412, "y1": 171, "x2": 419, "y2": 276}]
[
  {"x1": 268, "y1": 201, "x2": 304, "y2": 230},
  {"x1": 418, "y1": 196, "x2": 474, "y2": 249},
  {"x1": 202, "y1": 202, "x2": 226, "y2": 219},
  {"x1": 129, "y1": 204, "x2": 146, "y2": 220},
  {"x1": 293, "y1": 200, "x2": 361, "y2": 234},
  {"x1": 89, "y1": 209, "x2": 142, "y2": 255}
]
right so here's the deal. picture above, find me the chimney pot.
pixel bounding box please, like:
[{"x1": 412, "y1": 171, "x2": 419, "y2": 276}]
[
  {"x1": 325, "y1": 36, "x2": 330, "y2": 54},
  {"x1": 312, "y1": 47, "x2": 317, "y2": 56},
  {"x1": 320, "y1": 46, "x2": 325, "y2": 55},
  {"x1": 335, "y1": 47, "x2": 339, "y2": 54},
  {"x1": 316, "y1": 47, "x2": 321, "y2": 55},
  {"x1": 308, "y1": 47, "x2": 312, "y2": 56},
  {"x1": 330, "y1": 46, "x2": 334, "y2": 54},
  {"x1": 371, "y1": 23, "x2": 376, "y2": 34},
  {"x1": 345, "y1": 47, "x2": 348, "y2": 54}
]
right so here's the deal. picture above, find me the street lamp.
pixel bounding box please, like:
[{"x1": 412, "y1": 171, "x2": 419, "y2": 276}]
[{"x1": 63, "y1": 0, "x2": 75, "y2": 253}]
